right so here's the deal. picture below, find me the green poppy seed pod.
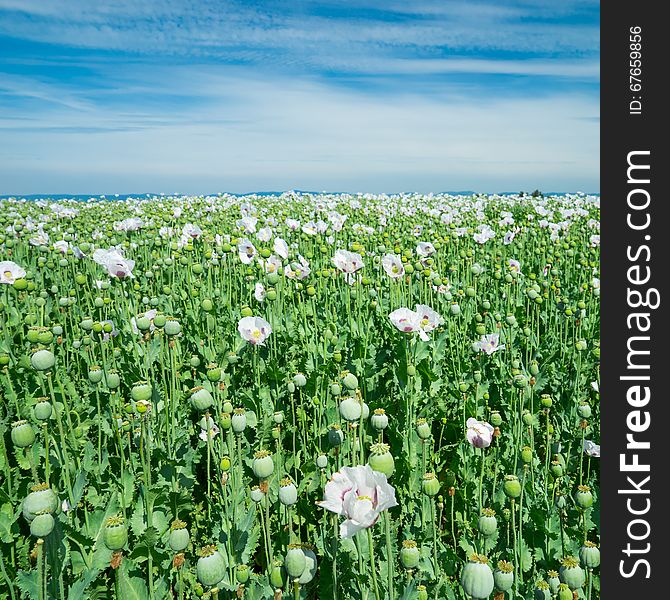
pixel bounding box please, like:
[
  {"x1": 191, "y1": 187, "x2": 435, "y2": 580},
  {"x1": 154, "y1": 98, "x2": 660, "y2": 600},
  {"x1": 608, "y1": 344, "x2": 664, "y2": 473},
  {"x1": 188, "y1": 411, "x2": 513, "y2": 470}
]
[
  {"x1": 327, "y1": 423, "x2": 344, "y2": 447},
  {"x1": 279, "y1": 478, "x2": 298, "y2": 506},
  {"x1": 0, "y1": 353, "x2": 9, "y2": 367},
  {"x1": 576, "y1": 339, "x2": 587, "y2": 351},
  {"x1": 578, "y1": 402, "x2": 592, "y2": 419},
  {"x1": 284, "y1": 547, "x2": 307, "y2": 580},
  {"x1": 333, "y1": 351, "x2": 342, "y2": 363},
  {"x1": 219, "y1": 413, "x2": 231, "y2": 430},
  {"x1": 339, "y1": 396, "x2": 362, "y2": 422},
  {"x1": 530, "y1": 361, "x2": 540, "y2": 376},
  {"x1": 559, "y1": 556, "x2": 586, "y2": 590},
  {"x1": 475, "y1": 324, "x2": 486, "y2": 335},
  {"x1": 473, "y1": 370, "x2": 482, "y2": 383},
  {"x1": 270, "y1": 560, "x2": 284, "y2": 589},
  {"x1": 88, "y1": 366, "x2": 103, "y2": 384},
  {"x1": 514, "y1": 374, "x2": 528, "y2": 389},
  {"x1": 550, "y1": 461, "x2": 564, "y2": 478},
  {"x1": 201, "y1": 298, "x2": 214, "y2": 312},
  {"x1": 11, "y1": 420, "x2": 36, "y2": 448},
  {"x1": 417, "y1": 584, "x2": 428, "y2": 600},
  {"x1": 293, "y1": 372, "x2": 307, "y2": 387},
  {"x1": 22, "y1": 483, "x2": 58, "y2": 523},
  {"x1": 37, "y1": 329, "x2": 53, "y2": 345},
  {"x1": 31, "y1": 349, "x2": 55, "y2": 372},
  {"x1": 503, "y1": 475, "x2": 521, "y2": 499},
  {"x1": 370, "y1": 408, "x2": 389, "y2": 431},
  {"x1": 422, "y1": 473, "x2": 440, "y2": 497},
  {"x1": 416, "y1": 418, "x2": 431, "y2": 440},
  {"x1": 30, "y1": 512, "x2": 55, "y2": 538},
  {"x1": 490, "y1": 411, "x2": 502, "y2": 427},
  {"x1": 27, "y1": 327, "x2": 40, "y2": 344},
  {"x1": 131, "y1": 381, "x2": 152, "y2": 402},
  {"x1": 521, "y1": 446, "x2": 533, "y2": 464},
  {"x1": 190, "y1": 387, "x2": 213, "y2": 411},
  {"x1": 164, "y1": 318, "x2": 181, "y2": 336},
  {"x1": 557, "y1": 583, "x2": 573, "y2": 600},
  {"x1": 579, "y1": 541, "x2": 600, "y2": 569},
  {"x1": 493, "y1": 561, "x2": 514, "y2": 592},
  {"x1": 169, "y1": 520, "x2": 190, "y2": 552},
  {"x1": 154, "y1": 314, "x2": 167, "y2": 328},
  {"x1": 460, "y1": 554, "x2": 494, "y2": 600},
  {"x1": 450, "y1": 303, "x2": 461, "y2": 316},
  {"x1": 400, "y1": 540, "x2": 421, "y2": 569},
  {"x1": 522, "y1": 410, "x2": 533, "y2": 426},
  {"x1": 231, "y1": 409, "x2": 247, "y2": 433},
  {"x1": 103, "y1": 515, "x2": 128, "y2": 551},
  {"x1": 406, "y1": 364, "x2": 416, "y2": 377},
  {"x1": 574, "y1": 485, "x2": 593, "y2": 509},
  {"x1": 197, "y1": 546, "x2": 227, "y2": 587},
  {"x1": 477, "y1": 509, "x2": 497, "y2": 537},
  {"x1": 540, "y1": 394, "x2": 553, "y2": 408},
  {"x1": 250, "y1": 486, "x2": 265, "y2": 503},
  {"x1": 222, "y1": 401, "x2": 233, "y2": 414},
  {"x1": 287, "y1": 381, "x2": 296, "y2": 394},
  {"x1": 33, "y1": 400, "x2": 52, "y2": 421},
  {"x1": 136, "y1": 315, "x2": 151, "y2": 331},
  {"x1": 273, "y1": 411, "x2": 284, "y2": 424},
  {"x1": 342, "y1": 372, "x2": 358, "y2": 390},
  {"x1": 206, "y1": 364, "x2": 222, "y2": 382},
  {"x1": 105, "y1": 371, "x2": 120, "y2": 390},
  {"x1": 240, "y1": 306, "x2": 253, "y2": 317},
  {"x1": 330, "y1": 382, "x2": 342, "y2": 396},
  {"x1": 368, "y1": 443, "x2": 395, "y2": 478},
  {"x1": 299, "y1": 547, "x2": 318, "y2": 584},
  {"x1": 316, "y1": 453, "x2": 328, "y2": 469},
  {"x1": 547, "y1": 571, "x2": 560, "y2": 594},
  {"x1": 252, "y1": 450, "x2": 274, "y2": 479},
  {"x1": 236, "y1": 564, "x2": 250, "y2": 584},
  {"x1": 534, "y1": 580, "x2": 551, "y2": 600}
]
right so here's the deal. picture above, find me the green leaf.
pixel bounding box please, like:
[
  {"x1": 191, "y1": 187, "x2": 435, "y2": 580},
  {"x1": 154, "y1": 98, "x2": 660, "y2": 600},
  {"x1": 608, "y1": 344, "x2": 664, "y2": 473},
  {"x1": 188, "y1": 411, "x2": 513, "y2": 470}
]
[{"x1": 116, "y1": 561, "x2": 150, "y2": 600}]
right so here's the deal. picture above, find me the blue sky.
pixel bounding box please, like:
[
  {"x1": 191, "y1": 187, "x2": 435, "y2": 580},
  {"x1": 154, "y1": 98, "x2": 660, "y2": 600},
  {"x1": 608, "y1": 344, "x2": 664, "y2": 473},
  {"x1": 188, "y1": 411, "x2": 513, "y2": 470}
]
[{"x1": 0, "y1": 0, "x2": 599, "y2": 194}]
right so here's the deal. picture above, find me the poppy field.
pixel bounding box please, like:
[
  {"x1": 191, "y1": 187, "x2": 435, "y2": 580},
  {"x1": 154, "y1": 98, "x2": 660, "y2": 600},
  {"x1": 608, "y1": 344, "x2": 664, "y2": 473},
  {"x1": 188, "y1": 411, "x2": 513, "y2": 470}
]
[{"x1": 0, "y1": 192, "x2": 600, "y2": 599}]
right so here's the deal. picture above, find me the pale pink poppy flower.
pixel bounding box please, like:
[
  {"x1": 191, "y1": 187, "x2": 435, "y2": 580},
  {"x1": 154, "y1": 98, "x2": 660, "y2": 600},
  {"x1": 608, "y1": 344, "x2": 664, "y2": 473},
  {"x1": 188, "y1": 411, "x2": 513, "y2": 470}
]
[
  {"x1": 257, "y1": 227, "x2": 273, "y2": 243},
  {"x1": 474, "y1": 333, "x2": 505, "y2": 355},
  {"x1": 318, "y1": 465, "x2": 397, "y2": 539},
  {"x1": 53, "y1": 240, "x2": 69, "y2": 254},
  {"x1": 466, "y1": 418, "x2": 494, "y2": 449},
  {"x1": 0, "y1": 261, "x2": 26, "y2": 284},
  {"x1": 583, "y1": 440, "x2": 600, "y2": 458},
  {"x1": 92, "y1": 248, "x2": 135, "y2": 279},
  {"x1": 382, "y1": 254, "x2": 405, "y2": 279},
  {"x1": 416, "y1": 242, "x2": 435, "y2": 257},
  {"x1": 199, "y1": 424, "x2": 220, "y2": 441},
  {"x1": 332, "y1": 250, "x2": 364, "y2": 274},
  {"x1": 274, "y1": 237, "x2": 289, "y2": 260},
  {"x1": 285, "y1": 255, "x2": 310, "y2": 280},
  {"x1": 238, "y1": 238, "x2": 257, "y2": 265},
  {"x1": 389, "y1": 308, "x2": 421, "y2": 334},
  {"x1": 238, "y1": 316, "x2": 272, "y2": 346},
  {"x1": 254, "y1": 282, "x2": 266, "y2": 302}
]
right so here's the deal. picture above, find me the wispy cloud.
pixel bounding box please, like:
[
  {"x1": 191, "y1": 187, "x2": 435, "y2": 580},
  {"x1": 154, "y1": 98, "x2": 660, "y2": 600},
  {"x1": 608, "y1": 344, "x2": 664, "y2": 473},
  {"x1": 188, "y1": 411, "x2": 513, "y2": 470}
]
[{"x1": 0, "y1": 0, "x2": 599, "y2": 193}]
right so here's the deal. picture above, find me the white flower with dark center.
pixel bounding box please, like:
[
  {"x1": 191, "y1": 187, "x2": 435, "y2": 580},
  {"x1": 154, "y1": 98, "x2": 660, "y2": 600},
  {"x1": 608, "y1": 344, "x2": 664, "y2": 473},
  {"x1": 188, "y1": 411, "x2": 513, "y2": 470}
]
[
  {"x1": 317, "y1": 465, "x2": 397, "y2": 538},
  {"x1": 238, "y1": 316, "x2": 272, "y2": 346},
  {"x1": 332, "y1": 250, "x2": 364, "y2": 274},
  {"x1": 382, "y1": 254, "x2": 405, "y2": 279},
  {"x1": 474, "y1": 333, "x2": 505, "y2": 355},
  {"x1": 238, "y1": 238, "x2": 257, "y2": 265},
  {"x1": 92, "y1": 248, "x2": 135, "y2": 279}
]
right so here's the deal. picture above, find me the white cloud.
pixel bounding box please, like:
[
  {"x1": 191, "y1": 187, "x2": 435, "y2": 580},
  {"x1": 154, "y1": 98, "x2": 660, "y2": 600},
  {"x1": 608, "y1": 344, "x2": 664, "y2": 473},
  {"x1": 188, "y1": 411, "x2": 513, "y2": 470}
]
[{"x1": 0, "y1": 68, "x2": 599, "y2": 194}]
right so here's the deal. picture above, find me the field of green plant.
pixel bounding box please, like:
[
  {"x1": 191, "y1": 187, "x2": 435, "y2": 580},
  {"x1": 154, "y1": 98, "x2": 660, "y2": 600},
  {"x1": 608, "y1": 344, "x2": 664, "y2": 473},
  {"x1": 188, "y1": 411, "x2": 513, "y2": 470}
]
[{"x1": 0, "y1": 192, "x2": 600, "y2": 599}]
